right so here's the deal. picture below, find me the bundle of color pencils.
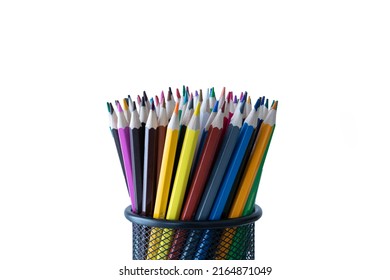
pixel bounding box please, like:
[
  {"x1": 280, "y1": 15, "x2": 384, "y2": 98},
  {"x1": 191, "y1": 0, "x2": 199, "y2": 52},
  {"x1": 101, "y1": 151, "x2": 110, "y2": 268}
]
[{"x1": 107, "y1": 86, "x2": 277, "y2": 260}]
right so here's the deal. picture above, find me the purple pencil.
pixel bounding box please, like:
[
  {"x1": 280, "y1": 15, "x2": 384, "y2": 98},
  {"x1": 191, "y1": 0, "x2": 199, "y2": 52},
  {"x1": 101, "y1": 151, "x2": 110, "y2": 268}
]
[{"x1": 116, "y1": 101, "x2": 136, "y2": 212}]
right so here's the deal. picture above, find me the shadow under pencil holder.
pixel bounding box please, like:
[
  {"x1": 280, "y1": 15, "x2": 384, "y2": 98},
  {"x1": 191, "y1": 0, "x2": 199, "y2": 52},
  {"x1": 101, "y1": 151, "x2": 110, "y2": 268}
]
[{"x1": 124, "y1": 205, "x2": 262, "y2": 260}]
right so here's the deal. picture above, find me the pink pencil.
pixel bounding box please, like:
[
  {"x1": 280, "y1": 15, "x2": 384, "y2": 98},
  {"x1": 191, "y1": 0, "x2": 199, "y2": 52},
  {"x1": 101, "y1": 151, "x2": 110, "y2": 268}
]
[{"x1": 116, "y1": 101, "x2": 136, "y2": 212}]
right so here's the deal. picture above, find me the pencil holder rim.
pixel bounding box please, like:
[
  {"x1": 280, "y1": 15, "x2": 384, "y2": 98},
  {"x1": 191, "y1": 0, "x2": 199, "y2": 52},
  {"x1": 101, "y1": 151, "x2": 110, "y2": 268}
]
[{"x1": 124, "y1": 205, "x2": 262, "y2": 229}]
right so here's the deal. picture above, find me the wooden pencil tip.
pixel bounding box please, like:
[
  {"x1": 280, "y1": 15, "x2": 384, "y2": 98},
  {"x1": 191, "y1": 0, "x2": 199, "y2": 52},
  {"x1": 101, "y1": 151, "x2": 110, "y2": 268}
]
[{"x1": 176, "y1": 88, "x2": 181, "y2": 99}]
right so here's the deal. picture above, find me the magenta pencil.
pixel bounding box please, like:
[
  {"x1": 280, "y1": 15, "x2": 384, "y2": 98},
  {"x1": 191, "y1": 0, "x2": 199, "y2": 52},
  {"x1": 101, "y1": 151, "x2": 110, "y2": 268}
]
[{"x1": 116, "y1": 101, "x2": 136, "y2": 212}]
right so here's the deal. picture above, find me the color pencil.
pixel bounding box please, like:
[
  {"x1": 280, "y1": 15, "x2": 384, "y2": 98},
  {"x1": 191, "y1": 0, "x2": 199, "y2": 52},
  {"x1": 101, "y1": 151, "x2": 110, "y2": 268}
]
[
  {"x1": 169, "y1": 97, "x2": 193, "y2": 191},
  {"x1": 129, "y1": 102, "x2": 143, "y2": 213},
  {"x1": 157, "y1": 102, "x2": 201, "y2": 259},
  {"x1": 107, "y1": 102, "x2": 127, "y2": 191},
  {"x1": 115, "y1": 101, "x2": 136, "y2": 212},
  {"x1": 146, "y1": 103, "x2": 180, "y2": 260},
  {"x1": 138, "y1": 97, "x2": 148, "y2": 192},
  {"x1": 152, "y1": 102, "x2": 180, "y2": 220},
  {"x1": 142, "y1": 102, "x2": 158, "y2": 217}
]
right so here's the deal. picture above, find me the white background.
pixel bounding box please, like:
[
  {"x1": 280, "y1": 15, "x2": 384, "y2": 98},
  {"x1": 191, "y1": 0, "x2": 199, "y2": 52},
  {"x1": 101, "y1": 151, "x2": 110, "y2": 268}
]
[{"x1": 1, "y1": 1, "x2": 390, "y2": 279}]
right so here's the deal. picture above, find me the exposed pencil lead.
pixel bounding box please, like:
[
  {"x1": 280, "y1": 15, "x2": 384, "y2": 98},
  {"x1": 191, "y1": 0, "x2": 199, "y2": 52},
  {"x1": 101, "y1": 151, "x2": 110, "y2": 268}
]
[
  {"x1": 174, "y1": 102, "x2": 179, "y2": 113},
  {"x1": 213, "y1": 100, "x2": 219, "y2": 112},
  {"x1": 221, "y1": 101, "x2": 226, "y2": 113},
  {"x1": 141, "y1": 96, "x2": 146, "y2": 106},
  {"x1": 161, "y1": 91, "x2": 165, "y2": 101},
  {"x1": 151, "y1": 100, "x2": 156, "y2": 110},
  {"x1": 265, "y1": 98, "x2": 269, "y2": 109},
  {"x1": 239, "y1": 100, "x2": 245, "y2": 114},
  {"x1": 272, "y1": 100, "x2": 278, "y2": 110},
  {"x1": 176, "y1": 88, "x2": 181, "y2": 99},
  {"x1": 123, "y1": 98, "x2": 129, "y2": 110},
  {"x1": 194, "y1": 101, "x2": 201, "y2": 116},
  {"x1": 254, "y1": 98, "x2": 261, "y2": 110}
]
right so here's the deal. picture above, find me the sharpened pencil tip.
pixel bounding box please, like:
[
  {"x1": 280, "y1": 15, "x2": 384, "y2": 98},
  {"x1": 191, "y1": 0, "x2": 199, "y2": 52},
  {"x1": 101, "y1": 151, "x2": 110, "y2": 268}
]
[
  {"x1": 194, "y1": 101, "x2": 201, "y2": 116},
  {"x1": 199, "y1": 90, "x2": 203, "y2": 102},
  {"x1": 107, "y1": 102, "x2": 111, "y2": 113},
  {"x1": 155, "y1": 95, "x2": 159, "y2": 106},
  {"x1": 265, "y1": 98, "x2": 269, "y2": 109},
  {"x1": 247, "y1": 96, "x2": 251, "y2": 104},
  {"x1": 272, "y1": 100, "x2": 278, "y2": 110},
  {"x1": 151, "y1": 100, "x2": 156, "y2": 110},
  {"x1": 161, "y1": 91, "x2": 165, "y2": 101},
  {"x1": 176, "y1": 88, "x2": 181, "y2": 99},
  {"x1": 116, "y1": 100, "x2": 123, "y2": 112},
  {"x1": 123, "y1": 98, "x2": 129, "y2": 110},
  {"x1": 234, "y1": 95, "x2": 238, "y2": 103},
  {"x1": 143, "y1": 91, "x2": 148, "y2": 100},
  {"x1": 254, "y1": 98, "x2": 261, "y2": 110},
  {"x1": 137, "y1": 95, "x2": 141, "y2": 103},
  {"x1": 141, "y1": 97, "x2": 146, "y2": 106},
  {"x1": 132, "y1": 101, "x2": 136, "y2": 111},
  {"x1": 109, "y1": 102, "x2": 114, "y2": 114},
  {"x1": 210, "y1": 87, "x2": 216, "y2": 98},
  {"x1": 174, "y1": 102, "x2": 179, "y2": 113}
]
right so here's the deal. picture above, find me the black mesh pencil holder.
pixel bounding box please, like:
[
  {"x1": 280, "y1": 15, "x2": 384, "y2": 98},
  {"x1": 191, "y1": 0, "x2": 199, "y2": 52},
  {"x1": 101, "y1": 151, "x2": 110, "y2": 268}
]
[{"x1": 124, "y1": 205, "x2": 262, "y2": 260}]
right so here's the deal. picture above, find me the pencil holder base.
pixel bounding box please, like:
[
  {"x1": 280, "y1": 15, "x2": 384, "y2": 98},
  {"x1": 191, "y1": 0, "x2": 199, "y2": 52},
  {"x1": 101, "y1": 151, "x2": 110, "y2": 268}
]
[{"x1": 124, "y1": 205, "x2": 262, "y2": 260}]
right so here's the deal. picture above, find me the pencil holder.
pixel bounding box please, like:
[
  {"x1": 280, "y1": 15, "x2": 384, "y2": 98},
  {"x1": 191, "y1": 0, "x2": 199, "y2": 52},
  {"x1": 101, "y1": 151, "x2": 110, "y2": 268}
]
[{"x1": 124, "y1": 205, "x2": 262, "y2": 260}]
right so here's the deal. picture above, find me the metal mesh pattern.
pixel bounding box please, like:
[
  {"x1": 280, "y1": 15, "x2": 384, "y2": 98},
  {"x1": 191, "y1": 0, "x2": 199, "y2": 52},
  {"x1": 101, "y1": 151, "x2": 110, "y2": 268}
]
[{"x1": 131, "y1": 223, "x2": 255, "y2": 260}]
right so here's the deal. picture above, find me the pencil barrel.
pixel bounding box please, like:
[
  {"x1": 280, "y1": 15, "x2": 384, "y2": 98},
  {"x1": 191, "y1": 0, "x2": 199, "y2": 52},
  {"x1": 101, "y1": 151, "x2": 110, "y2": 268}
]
[{"x1": 125, "y1": 204, "x2": 262, "y2": 260}]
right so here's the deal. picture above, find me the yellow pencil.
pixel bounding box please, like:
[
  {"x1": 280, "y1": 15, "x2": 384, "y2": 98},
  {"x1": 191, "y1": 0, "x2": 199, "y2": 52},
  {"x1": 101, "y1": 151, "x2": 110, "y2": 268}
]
[
  {"x1": 228, "y1": 101, "x2": 278, "y2": 218},
  {"x1": 156, "y1": 102, "x2": 201, "y2": 259},
  {"x1": 146, "y1": 103, "x2": 180, "y2": 259}
]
